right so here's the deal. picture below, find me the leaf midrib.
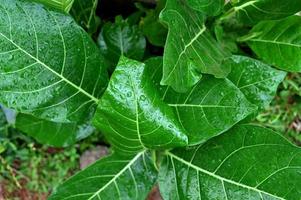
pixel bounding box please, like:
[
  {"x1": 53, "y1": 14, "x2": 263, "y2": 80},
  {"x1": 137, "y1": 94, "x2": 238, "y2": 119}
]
[
  {"x1": 163, "y1": 22, "x2": 207, "y2": 82},
  {"x1": 233, "y1": 0, "x2": 259, "y2": 12},
  {"x1": 87, "y1": 152, "x2": 144, "y2": 200},
  {"x1": 168, "y1": 104, "x2": 254, "y2": 108},
  {"x1": 0, "y1": 32, "x2": 99, "y2": 103},
  {"x1": 249, "y1": 38, "x2": 301, "y2": 48},
  {"x1": 167, "y1": 151, "x2": 286, "y2": 200}
]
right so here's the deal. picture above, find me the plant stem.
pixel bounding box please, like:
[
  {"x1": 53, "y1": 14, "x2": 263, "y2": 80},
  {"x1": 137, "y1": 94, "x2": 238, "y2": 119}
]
[{"x1": 0, "y1": 156, "x2": 22, "y2": 189}]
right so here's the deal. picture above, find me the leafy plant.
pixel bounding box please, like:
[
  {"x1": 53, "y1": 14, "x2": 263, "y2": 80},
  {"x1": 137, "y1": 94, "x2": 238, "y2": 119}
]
[{"x1": 0, "y1": 0, "x2": 301, "y2": 199}]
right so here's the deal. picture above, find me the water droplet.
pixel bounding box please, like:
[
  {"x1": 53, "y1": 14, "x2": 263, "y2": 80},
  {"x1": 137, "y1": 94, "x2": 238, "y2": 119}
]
[
  {"x1": 8, "y1": 54, "x2": 13, "y2": 61},
  {"x1": 126, "y1": 92, "x2": 132, "y2": 97},
  {"x1": 139, "y1": 95, "x2": 146, "y2": 101}
]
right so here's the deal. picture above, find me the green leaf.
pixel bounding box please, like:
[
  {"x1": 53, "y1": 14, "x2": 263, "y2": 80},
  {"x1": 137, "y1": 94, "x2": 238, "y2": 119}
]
[
  {"x1": 140, "y1": 0, "x2": 167, "y2": 47},
  {"x1": 146, "y1": 57, "x2": 256, "y2": 145},
  {"x1": 214, "y1": 17, "x2": 249, "y2": 54},
  {"x1": 32, "y1": 0, "x2": 74, "y2": 12},
  {"x1": 242, "y1": 16, "x2": 301, "y2": 72},
  {"x1": 160, "y1": 0, "x2": 231, "y2": 92},
  {"x1": 229, "y1": 0, "x2": 301, "y2": 25},
  {"x1": 49, "y1": 151, "x2": 157, "y2": 200},
  {"x1": 0, "y1": 0, "x2": 108, "y2": 123},
  {"x1": 93, "y1": 57, "x2": 188, "y2": 154},
  {"x1": 226, "y1": 55, "x2": 286, "y2": 110},
  {"x1": 159, "y1": 124, "x2": 301, "y2": 200},
  {"x1": 71, "y1": 0, "x2": 100, "y2": 34},
  {"x1": 15, "y1": 113, "x2": 95, "y2": 147},
  {"x1": 98, "y1": 16, "x2": 146, "y2": 70},
  {"x1": 187, "y1": 0, "x2": 224, "y2": 16}
]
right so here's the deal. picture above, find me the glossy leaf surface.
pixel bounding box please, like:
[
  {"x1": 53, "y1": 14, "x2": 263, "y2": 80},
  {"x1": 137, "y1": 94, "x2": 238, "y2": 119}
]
[
  {"x1": 50, "y1": 151, "x2": 157, "y2": 200},
  {"x1": 160, "y1": 0, "x2": 230, "y2": 92},
  {"x1": 32, "y1": 0, "x2": 74, "y2": 12},
  {"x1": 146, "y1": 57, "x2": 256, "y2": 145},
  {"x1": 243, "y1": 16, "x2": 301, "y2": 72},
  {"x1": 98, "y1": 16, "x2": 146, "y2": 70},
  {"x1": 230, "y1": 0, "x2": 301, "y2": 24},
  {"x1": 93, "y1": 57, "x2": 188, "y2": 154},
  {"x1": 71, "y1": 0, "x2": 100, "y2": 33},
  {"x1": 15, "y1": 113, "x2": 95, "y2": 147},
  {"x1": 159, "y1": 124, "x2": 301, "y2": 200},
  {"x1": 0, "y1": 0, "x2": 108, "y2": 123},
  {"x1": 187, "y1": 0, "x2": 224, "y2": 16},
  {"x1": 226, "y1": 55, "x2": 286, "y2": 110}
]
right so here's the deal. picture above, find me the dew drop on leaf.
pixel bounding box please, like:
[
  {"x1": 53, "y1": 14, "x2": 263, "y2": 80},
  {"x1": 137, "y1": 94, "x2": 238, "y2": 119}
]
[
  {"x1": 126, "y1": 92, "x2": 132, "y2": 97},
  {"x1": 139, "y1": 95, "x2": 146, "y2": 101}
]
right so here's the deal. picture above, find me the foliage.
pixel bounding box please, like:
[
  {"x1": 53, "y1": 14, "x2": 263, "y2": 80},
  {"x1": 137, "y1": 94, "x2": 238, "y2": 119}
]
[
  {"x1": 0, "y1": 0, "x2": 301, "y2": 199},
  {"x1": 0, "y1": 125, "x2": 79, "y2": 197},
  {"x1": 32, "y1": 0, "x2": 74, "y2": 12},
  {"x1": 256, "y1": 73, "x2": 301, "y2": 144}
]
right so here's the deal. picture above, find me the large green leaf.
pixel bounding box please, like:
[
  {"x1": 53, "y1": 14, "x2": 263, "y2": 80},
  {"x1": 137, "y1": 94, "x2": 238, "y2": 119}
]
[
  {"x1": 146, "y1": 57, "x2": 256, "y2": 145},
  {"x1": 98, "y1": 16, "x2": 146, "y2": 71},
  {"x1": 15, "y1": 113, "x2": 95, "y2": 147},
  {"x1": 49, "y1": 151, "x2": 157, "y2": 200},
  {"x1": 159, "y1": 124, "x2": 301, "y2": 200},
  {"x1": 93, "y1": 57, "x2": 188, "y2": 154},
  {"x1": 71, "y1": 0, "x2": 100, "y2": 34},
  {"x1": 187, "y1": 0, "x2": 224, "y2": 16},
  {"x1": 241, "y1": 16, "x2": 301, "y2": 72},
  {"x1": 226, "y1": 55, "x2": 286, "y2": 110},
  {"x1": 160, "y1": 0, "x2": 231, "y2": 92},
  {"x1": 32, "y1": 0, "x2": 74, "y2": 12},
  {"x1": 229, "y1": 0, "x2": 301, "y2": 24},
  {"x1": 0, "y1": 0, "x2": 108, "y2": 123}
]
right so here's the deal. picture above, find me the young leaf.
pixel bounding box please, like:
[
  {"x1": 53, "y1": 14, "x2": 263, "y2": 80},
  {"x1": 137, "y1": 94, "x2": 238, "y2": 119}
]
[
  {"x1": 93, "y1": 57, "x2": 188, "y2": 154},
  {"x1": 226, "y1": 55, "x2": 286, "y2": 110},
  {"x1": 160, "y1": 0, "x2": 231, "y2": 92},
  {"x1": 146, "y1": 57, "x2": 256, "y2": 145},
  {"x1": 98, "y1": 16, "x2": 146, "y2": 70},
  {"x1": 187, "y1": 0, "x2": 224, "y2": 16},
  {"x1": 32, "y1": 0, "x2": 74, "y2": 12},
  {"x1": 159, "y1": 124, "x2": 301, "y2": 200},
  {"x1": 140, "y1": 0, "x2": 167, "y2": 47},
  {"x1": 0, "y1": 0, "x2": 108, "y2": 123},
  {"x1": 15, "y1": 113, "x2": 95, "y2": 147},
  {"x1": 49, "y1": 151, "x2": 157, "y2": 200},
  {"x1": 241, "y1": 16, "x2": 301, "y2": 72},
  {"x1": 71, "y1": 0, "x2": 100, "y2": 34},
  {"x1": 228, "y1": 0, "x2": 301, "y2": 25}
]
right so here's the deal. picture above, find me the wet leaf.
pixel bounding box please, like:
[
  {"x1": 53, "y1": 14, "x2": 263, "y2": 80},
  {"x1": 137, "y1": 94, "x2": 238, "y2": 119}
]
[
  {"x1": 242, "y1": 16, "x2": 301, "y2": 72},
  {"x1": 160, "y1": 0, "x2": 231, "y2": 92},
  {"x1": 230, "y1": 0, "x2": 301, "y2": 25},
  {"x1": 93, "y1": 57, "x2": 188, "y2": 154},
  {"x1": 50, "y1": 151, "x2": 157, "y2": 200},
  {"x1": 226, "y1": 55, "x2": 286, "y2": 110},
  {"x1": 98, "y1": 16, "x2": 146, "y2": 71},
  {"x1": 159, "y1": 124, "x2": 301, "y2": 200},
  {"x1": 32, "y1": 0, "x2": 74, "y2": 12},
  {"x1": 16, "y1": 113, "x2": 95, "y2": 147},
  {"x1": 146, "y1": 57, "x2": 256, "y2": 145},
  {"x1": 187, "y1": 0, "x2": 224, "y2": 16},
  {"x1": 0, "y1": 0, "x2": 108, "y2": 123}
]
